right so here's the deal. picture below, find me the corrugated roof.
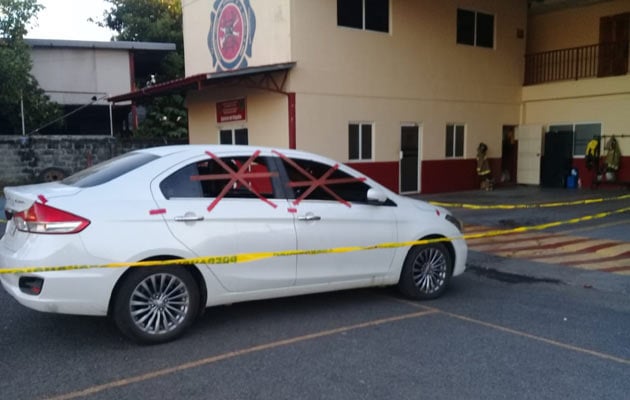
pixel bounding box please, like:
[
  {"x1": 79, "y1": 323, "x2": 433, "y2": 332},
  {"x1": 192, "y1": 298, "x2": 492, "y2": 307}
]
[{"x1": 108, "y1": 62, "x2": 296, "y2": 103}]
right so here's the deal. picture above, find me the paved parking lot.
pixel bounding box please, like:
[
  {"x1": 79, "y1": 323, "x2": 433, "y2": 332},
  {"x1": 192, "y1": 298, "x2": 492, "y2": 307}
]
[
  {"x1": 1, "y1": 187, "x2": 629, "y2": 399},
  {"x1": 0, "y1": 259, "x2": 628, "y2": 400}
]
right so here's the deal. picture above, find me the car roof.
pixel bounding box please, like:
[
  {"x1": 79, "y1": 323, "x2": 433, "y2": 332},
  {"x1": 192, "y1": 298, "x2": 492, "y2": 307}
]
[{"x1": 133, "y1": 144, "x2": 327, "y2": 161}]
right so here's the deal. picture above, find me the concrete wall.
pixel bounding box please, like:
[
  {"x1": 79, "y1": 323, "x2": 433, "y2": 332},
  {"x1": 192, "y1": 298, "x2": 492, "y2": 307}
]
[
  {"x1": 30, "y1": 47, "x2": 131, "y2": 105},
  {"x1": 0, "y1": 136, "x2": 186, "y2": 187}
]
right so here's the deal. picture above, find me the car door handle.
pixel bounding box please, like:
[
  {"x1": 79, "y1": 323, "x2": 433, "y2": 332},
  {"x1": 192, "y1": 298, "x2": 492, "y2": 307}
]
[
  {"x1": 297, "y1": 214, "x2": 321, "y2": 221},
  {"x1": 174, "y1": 213, "x2": 204, "y2": 222}
]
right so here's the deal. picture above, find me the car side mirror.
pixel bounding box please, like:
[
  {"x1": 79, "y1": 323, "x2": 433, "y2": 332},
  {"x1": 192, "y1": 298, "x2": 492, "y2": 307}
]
[{"x1": 367, "y1": 188, "x2": 387, "y2": 204}]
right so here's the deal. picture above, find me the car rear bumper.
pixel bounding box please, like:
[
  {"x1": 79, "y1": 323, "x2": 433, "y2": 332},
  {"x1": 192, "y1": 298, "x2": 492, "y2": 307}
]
[
  {"x1": 0, "y1": 269, "x2": 121, "y2": 316},
  {"x1": 0, "y1": 235, "x2": 123, "y2": 316}
]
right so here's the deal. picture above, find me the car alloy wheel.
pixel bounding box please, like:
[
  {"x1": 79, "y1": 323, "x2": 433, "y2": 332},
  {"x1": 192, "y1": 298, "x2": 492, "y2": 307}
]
[
  {"x1": 130, "y1": 273, "x2": 190, "y2": 334},
  {"x1": 398, "y1": 243, "x2": 453, "y2": 300},
  {"x1": 113, "y1": 267, "x2": 200, "y2": 344}
]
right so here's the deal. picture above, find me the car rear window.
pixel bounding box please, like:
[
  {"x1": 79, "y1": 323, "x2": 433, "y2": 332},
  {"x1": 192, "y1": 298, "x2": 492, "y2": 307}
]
[{"x1": 62, "y1": 152, "x2": 159, "y2": 188}]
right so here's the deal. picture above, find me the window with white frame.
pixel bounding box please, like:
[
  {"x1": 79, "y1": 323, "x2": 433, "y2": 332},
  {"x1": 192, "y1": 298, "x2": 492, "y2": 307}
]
[
  {"x1": 548, "y1": 123, "x2": 601, "y2": 156},
  {"x1": 445, "y1": 123, "x2": 465, "y2": 158},
  {"x1": 219, "y1": 128, "x2": 248, "y2": 145},
  {"x1": 457, "y1": 8, "x2": 494, "y2": 48},
  {"x1": 337, "y1": 0, "x2": 389, "y2": 33},
  {"x1": 348, "y1": 123, "x2": 373, "y2": 161}
]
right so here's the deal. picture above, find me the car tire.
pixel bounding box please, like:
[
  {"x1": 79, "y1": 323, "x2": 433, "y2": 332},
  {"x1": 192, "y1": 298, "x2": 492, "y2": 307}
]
[
  {"x1": 113, "y1": 267, "x2": 200, "y2": 344},
  {"x1": 398, "y1": 243, "x2": 453, "y2": 300}
]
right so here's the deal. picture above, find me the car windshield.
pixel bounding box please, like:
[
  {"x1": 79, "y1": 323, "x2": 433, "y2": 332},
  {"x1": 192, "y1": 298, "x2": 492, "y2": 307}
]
[{"x1": 62, "y1": 152, "x2": 159, "y2": 188}]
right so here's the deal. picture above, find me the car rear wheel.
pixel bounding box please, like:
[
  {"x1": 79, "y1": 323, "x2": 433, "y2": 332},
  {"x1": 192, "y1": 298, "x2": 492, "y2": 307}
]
[
  {"x1": 398, "y1": 243, "x2": 453, "y2": 300},
  {"x1": 113, "y1": 267, "x2": 200, "y2": 344}
]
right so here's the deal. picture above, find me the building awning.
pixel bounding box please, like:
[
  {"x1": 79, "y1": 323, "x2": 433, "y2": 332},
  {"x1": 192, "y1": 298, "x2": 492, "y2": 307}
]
[{"x1": 108, "y1": 62, "x2": 296, "y2": 103}]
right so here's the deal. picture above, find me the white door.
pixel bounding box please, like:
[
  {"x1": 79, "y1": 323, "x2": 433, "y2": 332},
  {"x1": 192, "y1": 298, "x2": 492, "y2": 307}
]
[
  {"x1": 277, "y1": 156, "x2": 398, "y2": 285},
  {"x1": 151, "y1": 153, "x2": 297, "y2": 292},
  {"x1": 516, "y1": 124, "x2": 543, "y2": 185}
]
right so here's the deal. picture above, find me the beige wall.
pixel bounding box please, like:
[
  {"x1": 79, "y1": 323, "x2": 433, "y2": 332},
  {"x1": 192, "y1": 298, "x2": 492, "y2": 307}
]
[
  {"x1": 30, "y1": 48, "x2": 130, "y2": 105},
  {"x1": 527, "y1": 0, "x2": 630, "y2": 53},
  {"x1": 522, "y1": 74, "x2": 630, "y2": 154},
  {"x1": 184, "y1": 0, "x2": 527, "y2": 161},
  {"x1": 182, "y1": 0, "x2": 292, "y2": 75},
  {"x1": 187, "y1": 88, "x2": 289, "y2": 147},
  {"x1": 296, "y1": 94, "x2": 519, "y2": 163},
  {"x1": 287, "y1": 0, "x2": 525, "y2": 160}
]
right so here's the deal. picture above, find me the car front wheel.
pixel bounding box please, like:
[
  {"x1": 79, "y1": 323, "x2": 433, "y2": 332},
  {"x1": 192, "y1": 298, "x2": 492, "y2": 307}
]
[
  {"x1": 398, "y1": 243, "x2": 453, "y2": 300},
  {"x1": 113, "y1": 267, "x2": 200, "y2": 344}
]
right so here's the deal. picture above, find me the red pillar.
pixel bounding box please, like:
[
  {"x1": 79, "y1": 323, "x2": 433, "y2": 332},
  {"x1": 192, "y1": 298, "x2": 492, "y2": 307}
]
[{"x1": 287, "y1": 92, "x2": 296, "y2": 149}]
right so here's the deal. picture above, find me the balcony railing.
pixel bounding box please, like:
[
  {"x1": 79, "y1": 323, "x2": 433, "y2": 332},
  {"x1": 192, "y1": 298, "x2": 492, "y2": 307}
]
[{"x1": 524, "y1": 41, "x2": 629, "y2": 85}]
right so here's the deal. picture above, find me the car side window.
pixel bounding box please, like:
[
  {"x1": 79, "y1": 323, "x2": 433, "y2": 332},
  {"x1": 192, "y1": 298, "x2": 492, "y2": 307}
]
[
  {"x1": 160, "y1": 155, "x2": 278, "y2": 199},
  {"x1": 280, "y1": 158, "x2": 371, "y2": 203}
]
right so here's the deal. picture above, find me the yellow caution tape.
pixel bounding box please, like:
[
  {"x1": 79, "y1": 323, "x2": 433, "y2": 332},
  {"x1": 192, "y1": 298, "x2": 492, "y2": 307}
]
[
  {"x1": 1, "y1": 205, "x2": 629, "y2": 275},
  {"x1": 429, "y1": 193, "x2": 630, "y2": 210}
]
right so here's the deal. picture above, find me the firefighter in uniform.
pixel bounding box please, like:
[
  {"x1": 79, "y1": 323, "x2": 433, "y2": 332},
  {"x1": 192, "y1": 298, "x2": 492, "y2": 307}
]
[{"x1": 476, "y1": 142, "x2": 493, "y2": 191}]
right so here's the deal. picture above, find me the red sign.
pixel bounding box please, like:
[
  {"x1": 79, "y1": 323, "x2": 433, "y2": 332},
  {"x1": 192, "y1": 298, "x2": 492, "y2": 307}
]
[{"x1": 216, "y1": 98, "x2": 247, "y2": 123}]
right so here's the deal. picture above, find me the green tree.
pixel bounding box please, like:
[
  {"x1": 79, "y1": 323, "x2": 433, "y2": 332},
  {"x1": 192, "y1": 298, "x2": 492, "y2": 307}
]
[
  {"x1": 0, "y1": 0, "x2": 61, "y2": 134},
  {"x1": 97, "y1": 0, "x2": 187, "y2": 139}
]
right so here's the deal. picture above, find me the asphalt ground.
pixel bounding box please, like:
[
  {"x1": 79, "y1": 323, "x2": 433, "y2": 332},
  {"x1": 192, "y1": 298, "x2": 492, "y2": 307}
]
[
  {"x1": 0, "y1": 187, "x2": 629, "y2": 399},
  {"x1": 0, "y1": 265, "x2": 628, "y2": 400}
]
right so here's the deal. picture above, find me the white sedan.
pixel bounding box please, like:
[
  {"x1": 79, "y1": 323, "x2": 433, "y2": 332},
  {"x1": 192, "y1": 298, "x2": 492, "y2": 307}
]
[{"x1": 0, "y1": 145, "x2": 467, "y2": 343}]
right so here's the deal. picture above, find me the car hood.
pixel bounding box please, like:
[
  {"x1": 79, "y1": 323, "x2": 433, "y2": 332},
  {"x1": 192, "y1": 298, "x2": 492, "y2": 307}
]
[
  {"x1": 3, "y1": 183, "x2": 81, "y2": 212},
  {"x1": 396, "y1": 195, "x2": 449, "y2": 215}
]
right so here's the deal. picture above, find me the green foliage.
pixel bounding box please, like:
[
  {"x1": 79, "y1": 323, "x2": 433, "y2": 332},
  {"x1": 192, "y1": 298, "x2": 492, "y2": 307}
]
[
  {"x1": 96, "y1": 0, "x2": 187, "y2": 139},
  {"x1": 134, "y1": 94, "x2": 187, "y2": 139},
  {"x1": 0, "y1": 0, "x2": 61, "y2": 134},
  {"x1": 0, "y1": 0, "x2": 41, "y2": 41}
]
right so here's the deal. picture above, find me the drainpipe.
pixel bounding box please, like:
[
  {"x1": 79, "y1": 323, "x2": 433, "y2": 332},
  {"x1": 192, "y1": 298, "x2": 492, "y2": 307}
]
[
  {"x1": 20, "y1": 91, "x2": 26, "y2": 135},
  {"x1": 109, "y1": 100, "x2": 114, "y2": 136}
]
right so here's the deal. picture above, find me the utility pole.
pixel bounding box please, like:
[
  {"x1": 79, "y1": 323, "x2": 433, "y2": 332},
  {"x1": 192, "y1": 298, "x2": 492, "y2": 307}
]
[{"x1": 20, "y1": 91, "x2": 26, "y2": 135}]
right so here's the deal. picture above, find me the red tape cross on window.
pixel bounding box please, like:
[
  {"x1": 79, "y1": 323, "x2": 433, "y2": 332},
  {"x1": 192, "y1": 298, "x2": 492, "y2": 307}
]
[
  {"x1": 272, "y1": 150, "x2": 366, "y2": 207},
  {"x1": 191, "y1": 150, "x2": 279, "y2": 212}
]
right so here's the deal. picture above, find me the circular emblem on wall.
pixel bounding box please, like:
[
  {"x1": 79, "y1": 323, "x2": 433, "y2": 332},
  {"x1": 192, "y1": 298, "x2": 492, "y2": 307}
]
[{"x1": 208, "y1": 0, "x2": 256, "y2": 71}]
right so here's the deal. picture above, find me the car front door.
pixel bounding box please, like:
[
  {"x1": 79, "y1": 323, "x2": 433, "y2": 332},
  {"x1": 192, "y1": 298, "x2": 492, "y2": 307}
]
[
  {"x1": 276, "y1": 155, "x2": 398, "y2": 285},
  {"x1": 151, "y1": 151, "x2": 297, "y2": 292}
]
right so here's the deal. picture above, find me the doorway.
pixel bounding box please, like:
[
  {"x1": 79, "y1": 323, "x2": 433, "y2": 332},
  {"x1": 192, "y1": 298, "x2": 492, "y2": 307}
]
[
  {"x1": 598, "y1": 12, "x2": 630, "y2": 77},
  {"x1": 400, "y1": 124, "x2": 421, "y2": 193},
  {"x1": 541, "y1": 131, "x2": 573, "y2": 188},
  {"x1": 501, "y1": 125, "x2": 517, "y2": 184}
]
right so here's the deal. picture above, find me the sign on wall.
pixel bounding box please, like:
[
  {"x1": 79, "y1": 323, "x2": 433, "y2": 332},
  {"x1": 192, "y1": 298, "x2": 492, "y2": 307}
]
[
  {"x1": 208, "y1": 0, "x2": 256, "y2": 71},
  {"x1": 216, "y1": 98, "x2": 247, "y2": 123}
]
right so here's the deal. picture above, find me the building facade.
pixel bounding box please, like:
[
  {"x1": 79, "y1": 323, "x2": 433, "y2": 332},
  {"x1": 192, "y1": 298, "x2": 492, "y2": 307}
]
[
  {"x1": 24, "y1": 39, "x2": 175, "y2": 136},
  {"x1": 522, "y1": 1, "x2": 630, "y2": 188},
  {"x1": 112, "y1": 0, "x2": 630, "y2": 193}
]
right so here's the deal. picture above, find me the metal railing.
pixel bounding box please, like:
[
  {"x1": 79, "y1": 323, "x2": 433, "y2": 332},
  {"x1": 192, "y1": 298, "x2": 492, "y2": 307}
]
[{"x1": 524, "y1": 41, "x2": 629, "y2": 85}]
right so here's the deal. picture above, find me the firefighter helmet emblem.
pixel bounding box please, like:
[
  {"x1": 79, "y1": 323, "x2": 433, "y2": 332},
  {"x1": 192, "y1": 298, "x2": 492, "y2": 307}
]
[{"x1": 208, "y1": 0, "x2": 256, "y2": 71}]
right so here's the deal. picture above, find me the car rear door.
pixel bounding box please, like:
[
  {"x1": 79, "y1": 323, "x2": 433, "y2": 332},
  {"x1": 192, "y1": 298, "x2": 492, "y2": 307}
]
[
  {"x1": 276, "y1": 154, "x2": 398, "y2": 285},
  {"x1": 150, "y1": 150, "x2": 297, "y2": 292}
]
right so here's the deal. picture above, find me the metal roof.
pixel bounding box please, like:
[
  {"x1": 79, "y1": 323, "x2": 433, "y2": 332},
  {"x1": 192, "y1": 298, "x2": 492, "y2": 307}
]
[
  {"x1": 25, "y1": 38, "x2": 176, "y2": 52},
  {"x1": 108, "y1": 62, "x2": 296, "y2": 103}
]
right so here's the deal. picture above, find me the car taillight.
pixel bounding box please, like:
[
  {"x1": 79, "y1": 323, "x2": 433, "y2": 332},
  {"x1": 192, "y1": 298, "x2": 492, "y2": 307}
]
[{"x1": 13, "y1": 203, "x2": 90, "y2": 234}]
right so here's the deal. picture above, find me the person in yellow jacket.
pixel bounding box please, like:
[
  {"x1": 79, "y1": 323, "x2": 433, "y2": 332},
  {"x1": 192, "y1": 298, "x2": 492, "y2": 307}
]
[
  {"x1": 476, "y1": 142, "x2": 493, "y2": 190},
  {"x1": 585, "y1": 137, "x2": 600, "y2": 171}
]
